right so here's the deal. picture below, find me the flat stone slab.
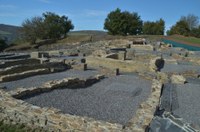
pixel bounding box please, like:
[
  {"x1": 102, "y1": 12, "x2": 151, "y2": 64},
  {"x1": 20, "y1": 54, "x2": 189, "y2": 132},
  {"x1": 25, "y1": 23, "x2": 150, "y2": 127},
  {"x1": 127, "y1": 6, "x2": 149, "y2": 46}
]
[
  {"x1": 160, "y1": 83, "x2": 179, "y2": 112},
  {"x1": 173, "y1": 83, "x2": 200, "y2": 129},
  {"x1": 149, "y1": 114, "x2": 198, "y2": 132},
  {"x1": 161, "y1": 63, "x2": 200, "y2": 73},
  {"x1": 23, "y1": 75, "x2": 152, "y2": 125},
  {"x1": 160, "y1": 83, "x2": 200, "y2": 129},
  {"x1": 0, "y1": 69, "x2": 99, "y2": 91}
]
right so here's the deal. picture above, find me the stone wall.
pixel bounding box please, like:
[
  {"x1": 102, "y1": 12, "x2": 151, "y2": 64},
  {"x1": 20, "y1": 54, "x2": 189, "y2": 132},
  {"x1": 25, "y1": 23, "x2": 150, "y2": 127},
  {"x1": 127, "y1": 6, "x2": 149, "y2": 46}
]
[
  {"x1": 0, "y1": 59, "x2": 40, "y2": 69},
  {"x1": 0, "y1": 62, "x2": 71, "y2": 82},
  {"x1": 0, "y1": 69, "x2": 50, "y2": 82}
]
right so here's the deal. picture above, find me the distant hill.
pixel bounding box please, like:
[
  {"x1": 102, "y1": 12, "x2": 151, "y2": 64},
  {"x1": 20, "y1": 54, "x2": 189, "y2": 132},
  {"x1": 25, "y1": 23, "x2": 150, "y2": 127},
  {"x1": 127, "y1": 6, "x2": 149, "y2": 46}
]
[
  {"x1": 69, "y1": 30, "x2": 107, "y2": 36},
  {"x1": 0, "y1": 24, "x2": 21, "y2": 44}
]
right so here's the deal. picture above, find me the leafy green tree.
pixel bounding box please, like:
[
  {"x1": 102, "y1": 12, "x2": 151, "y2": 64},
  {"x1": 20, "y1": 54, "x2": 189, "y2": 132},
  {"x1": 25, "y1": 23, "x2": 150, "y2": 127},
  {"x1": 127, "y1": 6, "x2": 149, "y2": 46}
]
[
  {"x1": 181, "y1": 14, "x2": 199, "y2": 30},
  {"x1": 21, "y1": 16, "x2": 44, "y2": 44},
  {"x1": 143, "y1": 19, "x2": 165, "y2": 35},
  {"x1": 167, "y1": 20, "x2": 190, "y2": 36},
  {"x1": 190, "y1": 26, "x2": 200, "y2": 38},
  {"x1": 21, "y1": 12, "x2": 74, "y2": 44},
  {"x1": 43, "y1": 12, "x2": 74, "y2": 39},
  {"x1": 104, "y1": 8, "x2": 143, "y2": 35}
]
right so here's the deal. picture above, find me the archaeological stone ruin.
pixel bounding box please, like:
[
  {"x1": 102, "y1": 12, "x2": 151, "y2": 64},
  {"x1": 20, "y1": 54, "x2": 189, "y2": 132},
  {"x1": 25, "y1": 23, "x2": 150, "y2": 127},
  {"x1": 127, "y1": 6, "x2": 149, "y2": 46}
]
[{"x1": 0, "y1": 38, "x2": 200, "y2": 131}]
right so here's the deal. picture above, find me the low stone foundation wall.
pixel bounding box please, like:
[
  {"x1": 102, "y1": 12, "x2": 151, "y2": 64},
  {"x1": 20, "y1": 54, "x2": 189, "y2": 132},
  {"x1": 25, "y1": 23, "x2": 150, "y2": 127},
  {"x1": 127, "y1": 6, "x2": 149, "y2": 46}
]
[
  {"x1": 0, "y1": 75, "x2": 124, "y2": 131},
  {"x1": 0, "y1": 73, "x2": 163, "y2": 131},
  {"x1": 0, "y1": 59, "x2": 40, "y2": 69},
  {"x1": 0, "y1": 69, "x2": 50, "y2": 82},
  {"x1": 0, "y1": 62, "x2": 70, "y2": 76},
  {"x1": 10, "y1": 75, "x2": 105, "y2": 99},
  {"x1": 0, "y1": 62, "x2": 71, "y2": 82}
]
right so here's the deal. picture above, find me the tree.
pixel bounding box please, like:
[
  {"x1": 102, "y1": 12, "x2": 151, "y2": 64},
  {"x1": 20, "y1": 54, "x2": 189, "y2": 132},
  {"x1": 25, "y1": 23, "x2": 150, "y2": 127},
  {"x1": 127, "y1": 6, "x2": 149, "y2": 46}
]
[
  {"x1": 167, "y1": 20, "x2": 190, "y2": 36},
  {"x1": 181, "y1": 14, "x2": 199, "y2": 30},
  {"x1": 190, "y1": 25, "x2": 200, "y2": 38},
  {"x1": 0, "y1": 38, "x2": 7, "y2": 51},
  {"x1": 143, "y1": 19, "x2": 165, "y2": 35},
  {"x1": 104, "y1": 8, "x2": 143, "y2": 35},
  {"x1": 43, "y1": 12, "x2": 74, "y2": 39},
  {"x1": 21, "y1": 16, "x2": 44, "y2": 44},
  {"x1": 21, "y1": 12, "x2": 74, "y2": 44}
]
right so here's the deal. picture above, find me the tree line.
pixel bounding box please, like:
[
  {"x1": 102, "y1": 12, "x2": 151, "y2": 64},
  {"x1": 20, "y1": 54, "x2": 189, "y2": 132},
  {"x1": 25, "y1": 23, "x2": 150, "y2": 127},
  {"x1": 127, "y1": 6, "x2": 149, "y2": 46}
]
[
  {"x1": 20, "y1": 9, "x2": 199, "y2": 45},
  {"x1": 104, "y1": 8, "x2": 165, "y2": 36},
  {"x1": 21, "y1": 9, "x2": 166, "y2": 44},
  {"x1": 167, "y1": 14, "x2": 200, "y2": 37}
]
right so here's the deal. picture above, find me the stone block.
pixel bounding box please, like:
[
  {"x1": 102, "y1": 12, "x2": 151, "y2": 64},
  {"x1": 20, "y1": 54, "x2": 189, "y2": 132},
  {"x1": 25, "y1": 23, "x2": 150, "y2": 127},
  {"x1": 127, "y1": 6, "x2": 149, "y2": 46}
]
[
  {"x1": 31, "y1": 52, "x2": 49, "y2": 59},
  {"x1": 31, "y1": 52, "x2": 39, "y2": 58},
  {"x1": 171, "y1": 74, "x2": 187, "y2": 84},
  {"x1": 118, "y1": 51, "x2": 127, "y2": 60},
  {"x1": 105, "y1": 53, "x2": 118, "y2": 59},
  {"x1": 126, "y1": 49, "x2": 135, "y2": 60},
  {"x1": 149, "y1": 57, "x2": 165, "y2": 72}
]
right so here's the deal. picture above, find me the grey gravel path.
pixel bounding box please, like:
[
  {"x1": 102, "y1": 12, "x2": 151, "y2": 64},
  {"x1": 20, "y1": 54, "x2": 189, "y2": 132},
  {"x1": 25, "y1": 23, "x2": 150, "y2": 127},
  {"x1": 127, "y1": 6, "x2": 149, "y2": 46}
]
[
  {"x1": 23, "y1": 75, "x2": 152, "y2": 125},
  {"x1": 0, "y1": 69, "x2": 99, "y2": 91}
]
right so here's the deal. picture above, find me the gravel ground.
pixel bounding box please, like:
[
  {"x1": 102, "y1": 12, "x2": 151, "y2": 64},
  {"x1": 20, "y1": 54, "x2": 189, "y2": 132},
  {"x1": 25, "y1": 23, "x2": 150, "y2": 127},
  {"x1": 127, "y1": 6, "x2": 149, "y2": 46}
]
[
  {"x1": 23, "y1": 75, "x2": 152, "y2": 125},
  {"x1": 0, "y1": 69, "x2": 99, "y2": 91},
  {"x1": 173, "y1": 83, "x2": 200, "y2": 128},
  {"x1": 161, "y1": 63, "x2": 200, "y2": 73}
]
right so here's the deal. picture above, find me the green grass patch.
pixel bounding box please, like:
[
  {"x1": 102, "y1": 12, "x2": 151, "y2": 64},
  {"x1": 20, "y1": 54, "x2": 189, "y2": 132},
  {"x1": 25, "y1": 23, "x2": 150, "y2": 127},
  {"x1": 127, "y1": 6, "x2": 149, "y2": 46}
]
[
  {"x1": 0, "y1": 121, "x2": 46, "y2": 132},
  {"x1": 169, "y1": 35, "x2": 200, "y2": 45}
]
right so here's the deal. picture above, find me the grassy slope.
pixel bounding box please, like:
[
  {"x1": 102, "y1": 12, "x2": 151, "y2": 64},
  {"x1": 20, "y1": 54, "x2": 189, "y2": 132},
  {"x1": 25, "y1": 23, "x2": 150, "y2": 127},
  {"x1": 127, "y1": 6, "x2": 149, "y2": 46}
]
[
  {"x1": 164, "y1": 35, "x2": 200, "y2": 45},
  {"x1": 0, "y1": 30, "x2": 11, "y2": 35},
  {"x1": 4, "y1": 29, "x2": 165, "y2": 51},
  {"x1": 0, "y1": 24, "x2": 21, "y2": 44}
]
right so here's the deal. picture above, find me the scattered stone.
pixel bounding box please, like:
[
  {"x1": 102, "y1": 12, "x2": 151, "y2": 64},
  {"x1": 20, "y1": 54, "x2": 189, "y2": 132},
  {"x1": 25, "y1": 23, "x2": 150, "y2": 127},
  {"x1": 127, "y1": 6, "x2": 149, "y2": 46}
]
[
  {"x1": 171, "y1": 74, "x2": 187, "y2": 84},
  {"x1": 105, "y1": 53, "x2": 118, "y2": 59}
]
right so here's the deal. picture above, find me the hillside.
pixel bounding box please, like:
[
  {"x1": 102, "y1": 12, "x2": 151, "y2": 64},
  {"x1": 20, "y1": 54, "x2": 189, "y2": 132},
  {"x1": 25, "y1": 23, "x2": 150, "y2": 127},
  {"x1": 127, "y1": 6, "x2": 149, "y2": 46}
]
[
  {"x1": 69, "y1": 30, "x2": 107, "y2": 36},
  {"x1": 163, "y1": 35, "x2": 200, "y2": 47},
  {"x1": 0, "y1": 24, "x2": 21, "y2": 44}
]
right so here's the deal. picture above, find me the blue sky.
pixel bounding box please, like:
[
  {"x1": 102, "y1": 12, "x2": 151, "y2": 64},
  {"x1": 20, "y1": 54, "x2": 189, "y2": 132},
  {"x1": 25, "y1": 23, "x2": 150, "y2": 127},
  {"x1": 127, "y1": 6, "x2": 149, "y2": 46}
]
[{"x1": 0, "y1": 0, "x2": 200, "y2": 31}]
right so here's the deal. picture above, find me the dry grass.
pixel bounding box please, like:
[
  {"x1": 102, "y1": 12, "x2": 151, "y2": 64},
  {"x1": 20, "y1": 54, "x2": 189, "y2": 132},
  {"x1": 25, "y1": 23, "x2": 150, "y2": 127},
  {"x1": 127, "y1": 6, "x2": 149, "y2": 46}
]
[{"x1": 86, "y1": 56, "x2": 149, "y2": 73}]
